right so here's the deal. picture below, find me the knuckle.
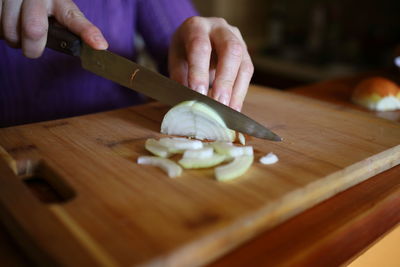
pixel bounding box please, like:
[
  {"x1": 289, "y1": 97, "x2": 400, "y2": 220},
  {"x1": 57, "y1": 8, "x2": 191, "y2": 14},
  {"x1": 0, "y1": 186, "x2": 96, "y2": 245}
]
[
  {"x1": 231, "y1": 26, "x2": 240, "y2": 33},
  {"x1": 184, "y1": 16, "x2": 203, "y2": 27},
  {"x1": 225, "y1": 40, "x2": 243, "y2": 58},
  {"x1": 187, "y1": 37, "x2": 211, "y2": 54},
  {"x1": 23, "y1": 19, "x2": 47, "y2": 41},
  {"x1": 241, "y1": 61, "x2": 254, "y2": 75},
  {"x1": 64, "y1": 8, "x2": 84, "y2": 22},
  {"x1": 213, "y1": 17, "x2": 227, "y2": 25},
  {"x1": 230, "y1": 26, "x2": 242, "y2": 37}
]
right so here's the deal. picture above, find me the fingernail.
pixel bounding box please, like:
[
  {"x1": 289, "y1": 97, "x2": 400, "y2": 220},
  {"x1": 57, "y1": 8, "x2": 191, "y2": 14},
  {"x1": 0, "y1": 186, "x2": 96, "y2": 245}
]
[
  {"x1": 218, "y1": 94, "x2": 230, "y2": 106},
  {"x1": 232, "y1": 105, "x2": 241, "y2": 112},
  {"x1": 196, "y1": 85, "x2": 208, "y2": 95}
]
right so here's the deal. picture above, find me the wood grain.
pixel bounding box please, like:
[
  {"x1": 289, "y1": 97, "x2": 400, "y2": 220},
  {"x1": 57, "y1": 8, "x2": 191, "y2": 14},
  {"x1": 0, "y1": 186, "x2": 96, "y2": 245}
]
[
  {"x1": 0, "y1": 85, "x2": 399, "y2": 266},
  {"x1": 210, "y1": 164, "x2": 400, "y2": 267},
  {"x1": 0, "y1": 158, "x2": 110, "y2": 266}
]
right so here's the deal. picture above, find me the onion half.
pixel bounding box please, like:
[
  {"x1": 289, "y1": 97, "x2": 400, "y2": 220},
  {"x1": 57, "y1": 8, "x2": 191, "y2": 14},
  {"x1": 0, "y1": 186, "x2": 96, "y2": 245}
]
[{"x1": 161, "y1": 101, "x2": 236, "y2": 142}]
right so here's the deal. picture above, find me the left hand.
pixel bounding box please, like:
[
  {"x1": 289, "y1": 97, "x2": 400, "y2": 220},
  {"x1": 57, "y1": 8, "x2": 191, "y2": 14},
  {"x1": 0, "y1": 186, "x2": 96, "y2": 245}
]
[{"x1": 169, "y1": 16, "x2": 254, "y2": 111}]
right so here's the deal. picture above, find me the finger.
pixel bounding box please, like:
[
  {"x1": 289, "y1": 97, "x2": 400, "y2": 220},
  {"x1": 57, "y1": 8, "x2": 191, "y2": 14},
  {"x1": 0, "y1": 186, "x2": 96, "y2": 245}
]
[
  {"x1": 180, "y1": 17, "x2": 211, "y2": 95},
  {"x1": 168, "y1": 48, "x2": 189, "y2": 86},
  {"x1": 227, "y1": 26, "x2": 253, "y2": 111},
  {"x1": 209, "y1": 50, "x2": 217, "y2": 86},
  {"x1": 20, "y1": 0, "x2": 48, "y2": 58},
  {"x1": 209, "y1": 68, "x2": 216, "y2": 87},
  {"x1": 2, "y1": 0, "x2": 23, "y2": 47},
  {"x1": 229, "y1": 26, "x2": 245, "y2": 45},
  {"x1": 52, "y1": 0, "x2": 107, "y2": 50},
  {"x1": 230, "y1": 54, "x2": 254, "y2": 111},
  {"x1": 210, "y1": 24, "x2": 243, "y2": 106},
  {"x1": 169, "y1": 59, "x2": 189, "y2": 87},
  {"x1": 169, "y1": 38, "x2": 189, "y2": 86}
]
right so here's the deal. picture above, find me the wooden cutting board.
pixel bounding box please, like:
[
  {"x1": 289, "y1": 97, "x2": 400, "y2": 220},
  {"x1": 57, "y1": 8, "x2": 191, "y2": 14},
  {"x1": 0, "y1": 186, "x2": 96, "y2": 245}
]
[{"x1": 0, "y1": 85, "x2": 399, "y2": 266}]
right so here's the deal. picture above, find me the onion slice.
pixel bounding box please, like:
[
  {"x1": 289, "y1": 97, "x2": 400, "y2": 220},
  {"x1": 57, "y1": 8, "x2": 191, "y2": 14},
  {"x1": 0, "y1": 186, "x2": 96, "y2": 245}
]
[
  {"x1": 145, "y1": 138, "x2": 172, "y2": 158},
  {"x1": 259, "y1": 152, "x2": 279, "y2": 165},
  {"x1": 183, "y1": 147, "x2": 214, "y2": 159},
  {"x1": 137, "y1": 156, "x2": 182, "y2": 178},
  {"x1": 159, "y1": 137, "x2": 203, "y2": 152},
  {"x1": 215, "y1": 155, "x2": 254, "y2": 181},
  {"x1": 161, "y1": 101, "x2": 235, "y2": 142},
  {"x1": 210, "y1": 141, "x2": 253, "y2": 157},
  {"x1": 238, "y1": 132, "x2": 246, "y2": 145},
  {"x1": 179, "y1": 154, "x2": 225, "y2": 169}
]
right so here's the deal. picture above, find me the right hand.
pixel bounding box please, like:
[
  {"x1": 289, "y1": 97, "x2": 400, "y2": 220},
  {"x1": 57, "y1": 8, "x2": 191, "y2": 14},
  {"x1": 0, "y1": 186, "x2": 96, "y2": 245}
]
[{"x1": 0, "y1": 0, "x2": 108, "y2": 58}]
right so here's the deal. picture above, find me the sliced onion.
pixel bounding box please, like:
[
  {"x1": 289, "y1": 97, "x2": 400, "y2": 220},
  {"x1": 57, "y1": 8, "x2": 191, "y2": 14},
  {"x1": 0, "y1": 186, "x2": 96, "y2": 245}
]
[
  {"x1": 137, "y1": 156, "x2": 182, "y2": 178},
  {"x1": 145, "y1": 138, "x2": 172, "y2": 158},
  {"x1": 210, "y1": 141, "x2": 253, "y2": 157},
  {"x1": 259, "y1": 152, "x2": 279, "y2": 165},
  {"x1": 159, "y1": 137, "x2": 203, "y2": 152},
  {"x1": 183, "y1": 147, "x2": 214, "y2": 159},
  {"x1": 179, "y1": 154, "x2": 226, "y2": 169},
  {"x1": 215, "y1": 155, "x2": 254, "y2": 181},
  {"x1": 161, "y1": 101, "x2": 235, "y2": 142},
  {"x1": 238, "y1": 132, "x2": 246, "y2": 145}
]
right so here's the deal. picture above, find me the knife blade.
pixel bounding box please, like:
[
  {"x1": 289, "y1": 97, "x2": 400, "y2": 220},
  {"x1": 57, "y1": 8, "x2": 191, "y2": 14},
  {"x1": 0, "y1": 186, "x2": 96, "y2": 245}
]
[{"x1": 46, "y1": 21, "x2": 281, "y2": 141}]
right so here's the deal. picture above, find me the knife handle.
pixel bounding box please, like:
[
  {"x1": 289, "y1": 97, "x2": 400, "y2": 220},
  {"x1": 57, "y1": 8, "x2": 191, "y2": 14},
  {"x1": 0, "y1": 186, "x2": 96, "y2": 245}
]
[{"x1": 46, "y1": 18, "x2": 81, "y2": 56}]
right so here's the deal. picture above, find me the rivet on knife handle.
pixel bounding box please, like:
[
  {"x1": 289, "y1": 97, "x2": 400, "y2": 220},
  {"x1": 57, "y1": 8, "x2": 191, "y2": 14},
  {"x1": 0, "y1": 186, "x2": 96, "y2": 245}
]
[{"x1": 46, "y1": 18, "x2": 81, "y2": 56}]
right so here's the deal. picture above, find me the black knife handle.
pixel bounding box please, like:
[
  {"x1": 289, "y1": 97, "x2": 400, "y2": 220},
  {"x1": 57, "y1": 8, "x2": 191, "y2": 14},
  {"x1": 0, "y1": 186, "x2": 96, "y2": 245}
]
[{"x1": 46, "y1": 18, "x2": 81, "y2": 56}]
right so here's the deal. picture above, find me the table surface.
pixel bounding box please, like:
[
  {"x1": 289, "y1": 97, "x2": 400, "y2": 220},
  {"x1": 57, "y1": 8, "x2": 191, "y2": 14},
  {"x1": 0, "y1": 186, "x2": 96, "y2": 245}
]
[{"x1": 1, "y1": 75, "x2": 399, "y2": 266}]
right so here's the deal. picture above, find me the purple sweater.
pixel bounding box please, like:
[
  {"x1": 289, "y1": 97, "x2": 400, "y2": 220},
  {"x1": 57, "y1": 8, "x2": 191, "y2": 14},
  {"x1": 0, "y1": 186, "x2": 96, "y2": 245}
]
[{"x1": 0, "y1": 0, "x2": 197, "y2": 127}]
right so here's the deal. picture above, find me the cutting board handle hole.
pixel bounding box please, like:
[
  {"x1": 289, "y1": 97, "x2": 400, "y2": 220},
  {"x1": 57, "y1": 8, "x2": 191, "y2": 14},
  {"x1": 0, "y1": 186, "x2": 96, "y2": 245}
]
[{"x1": 22, "y1": 161, "x2": 76, "y2": 204}]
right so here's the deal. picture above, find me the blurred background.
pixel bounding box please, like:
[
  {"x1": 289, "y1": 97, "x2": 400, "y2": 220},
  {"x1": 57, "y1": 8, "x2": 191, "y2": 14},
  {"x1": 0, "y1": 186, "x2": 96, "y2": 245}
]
[{"x1": 192, "y1": 0, "x2": 400, "y2": 89}]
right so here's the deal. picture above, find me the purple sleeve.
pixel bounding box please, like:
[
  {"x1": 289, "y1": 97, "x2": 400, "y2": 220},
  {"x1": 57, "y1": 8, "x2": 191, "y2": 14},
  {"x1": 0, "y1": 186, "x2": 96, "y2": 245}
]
[
  {"x1": 136, "y1": 0, "x2": 198, "y2": 73},
  {"x1": 0, "y1": 0, "x2": 198, "y2": 127}
]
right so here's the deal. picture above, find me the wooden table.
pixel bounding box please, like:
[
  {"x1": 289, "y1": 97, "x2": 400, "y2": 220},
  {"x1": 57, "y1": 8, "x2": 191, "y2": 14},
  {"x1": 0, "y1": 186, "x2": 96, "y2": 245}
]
[
  {"x1": 211, "y1": 75, "x2": 400, "y2": 266},
  {"x1": 1, "y1": 76, "x2": 399, "y2": 266}
]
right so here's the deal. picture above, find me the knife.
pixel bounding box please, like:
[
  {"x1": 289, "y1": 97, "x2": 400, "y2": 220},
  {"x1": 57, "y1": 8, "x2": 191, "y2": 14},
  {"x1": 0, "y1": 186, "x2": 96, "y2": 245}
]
[{"x1": 46, "y1": 20, "x2": 281, "y2": 141}]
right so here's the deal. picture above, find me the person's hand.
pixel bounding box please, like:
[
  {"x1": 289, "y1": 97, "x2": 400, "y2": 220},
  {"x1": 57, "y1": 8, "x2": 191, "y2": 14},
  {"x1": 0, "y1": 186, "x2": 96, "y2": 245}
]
[
  {"x1": 169, "y1": 16, "x2": 254, "y2": 111},
  {"x1": 0, "y1": 0, "x2": 108, "y2": 58}
]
